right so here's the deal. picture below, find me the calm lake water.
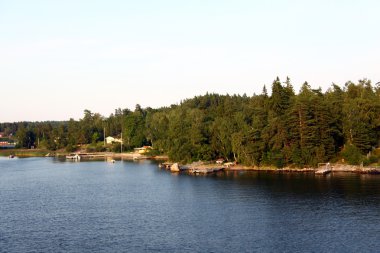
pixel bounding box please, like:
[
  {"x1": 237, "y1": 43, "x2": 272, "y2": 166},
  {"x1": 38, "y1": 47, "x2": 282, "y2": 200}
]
[{"x1": 1, "y1": 157, "x2": 380, "y2": 252}]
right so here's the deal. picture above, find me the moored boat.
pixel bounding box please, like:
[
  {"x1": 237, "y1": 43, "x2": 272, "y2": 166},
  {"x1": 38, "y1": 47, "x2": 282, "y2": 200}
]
[{"x1": 66, "y1": 153, "x2": 81, "y2": 160}]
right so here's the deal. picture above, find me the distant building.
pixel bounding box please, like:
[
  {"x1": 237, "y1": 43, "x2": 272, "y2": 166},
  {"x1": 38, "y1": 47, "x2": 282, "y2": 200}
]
[
  {"x1": 105, "y1": 136, "x2": 122, "y2": 144},
  {"x1": 0, "y1": 132, "x2": 13, "y2": 138},
  {"x1": 0, "y1": 139, "x2": 16, "y2": 149}
]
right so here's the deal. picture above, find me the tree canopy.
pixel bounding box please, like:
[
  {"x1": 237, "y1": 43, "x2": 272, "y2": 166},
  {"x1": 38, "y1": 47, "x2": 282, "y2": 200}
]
[{"x1": 1, "y1": 78, "x2": 379, "y2": 167}]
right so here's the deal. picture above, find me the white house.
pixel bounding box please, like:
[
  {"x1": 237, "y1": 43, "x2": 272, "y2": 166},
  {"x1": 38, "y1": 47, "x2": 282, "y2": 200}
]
[{"x1": 105, "y1": 136, "x2": 122, "y2": 144}]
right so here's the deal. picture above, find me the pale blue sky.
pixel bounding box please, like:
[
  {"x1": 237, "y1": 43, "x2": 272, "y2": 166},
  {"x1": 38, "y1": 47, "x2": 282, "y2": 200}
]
[{"x1": 1, "y1": 0, "x2": 379, "y2": 122}]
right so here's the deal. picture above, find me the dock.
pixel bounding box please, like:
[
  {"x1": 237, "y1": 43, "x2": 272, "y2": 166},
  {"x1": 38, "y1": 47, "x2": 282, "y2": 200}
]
[
  {"x1": 79, "y1": 153, "x2": 106, "y2": 158},
  {"x1": 188, "y1": 167, "x2": 225, "y2": 174},
  {"x1": 66, "y1": 153, "x2": 106, "y2": 160},
  {"x1": 315, "y1": 163, "x2": 332, "y2": 175}
]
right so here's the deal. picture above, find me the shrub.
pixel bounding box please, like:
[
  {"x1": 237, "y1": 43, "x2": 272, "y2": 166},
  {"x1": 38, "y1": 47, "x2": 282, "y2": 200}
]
[
  {"x1": 66, "y1": 144, "x2": 77, "y2": 152},
  {"x1": 145, "y1": 148, "x2": 162, "y2": 157},
  {"x1": 86, "y1": 145, "x2": 96, "y2": 152},
  {"x1": 341, "y1": 144, "x2": 363, "y2": 165},
  {"x1": 95, "y1": 143, "x2": 106, "y2": 152},
  {"x1": 363, "y1": 155, "x2": 379, "y2": 166}
]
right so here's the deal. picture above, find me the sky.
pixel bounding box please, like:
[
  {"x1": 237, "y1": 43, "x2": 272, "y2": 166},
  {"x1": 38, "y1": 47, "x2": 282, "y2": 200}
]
[{"x1": 1, "y1": 0, "x2": 379, "y2": 122}]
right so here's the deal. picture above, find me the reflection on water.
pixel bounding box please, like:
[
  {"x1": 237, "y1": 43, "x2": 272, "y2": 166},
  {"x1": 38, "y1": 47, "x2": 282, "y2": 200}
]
[
  {"x1": 1, "y1": 157, "x2": 380, "y2": 252},
  {"x1": 216, "y1": 170, "x2": 380, "y2": 196}
]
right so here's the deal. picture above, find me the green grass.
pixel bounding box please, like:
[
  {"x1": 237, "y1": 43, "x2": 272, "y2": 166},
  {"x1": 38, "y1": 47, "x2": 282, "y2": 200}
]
[{"x1": 0, "y1": 149, "x2": 50, "y2": 157}]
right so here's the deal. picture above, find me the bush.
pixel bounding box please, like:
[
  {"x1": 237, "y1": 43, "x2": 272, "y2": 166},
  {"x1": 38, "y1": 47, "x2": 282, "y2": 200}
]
[
  {"x1": 373, "y1": 148, "x2": 380, "y2": 156},
  {"x1": 145, "y1": 148, "x2": 162, "y2": 157},
  {"x1": 363, "y1": 155, "x2": 379, "y2": 166},
  {"x1": 341, "y1": 144, "x2": 363, "y2": 165},
  {"x1": 86, "y1": 145, "x2": 96, "y2": 152},
  {"x1": 86, "y1": 142, "x2": 106, "y2": 152},
  {"x1": 66, "y1": 144, "x2": 77, "y2": 152},
  {"x1": 95, "y1": 143, "x2": 106, "y2": 152},
  {"x1": 111, "y1": 143, "x2": 122, "y2": 153}
]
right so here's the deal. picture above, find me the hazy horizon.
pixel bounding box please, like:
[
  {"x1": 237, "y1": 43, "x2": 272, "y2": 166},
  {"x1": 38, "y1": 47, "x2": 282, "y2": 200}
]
[{"x1": 1, "y1": 0, "x2": 379, "y2": 122}]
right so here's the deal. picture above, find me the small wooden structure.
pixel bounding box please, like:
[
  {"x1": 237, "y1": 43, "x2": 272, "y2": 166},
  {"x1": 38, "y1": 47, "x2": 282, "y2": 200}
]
[
  {"x1": 188, "y1": 167, "x2": 225, "y2": 174},
  {"x1": 66, "y1": 153, "x2": 81, "y2": 160},
  {"x1": 315, "y1": 163, "x2": 332, "y2": 175},
  {"x1": 66, "y1": 153, "x2": 107, "y2": 161}
]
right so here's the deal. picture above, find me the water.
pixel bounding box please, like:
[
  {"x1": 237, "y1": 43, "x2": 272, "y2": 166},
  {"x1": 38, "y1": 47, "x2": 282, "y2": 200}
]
[{"x1": 1, "y1": 157, "x2": 380, "y2": 252}]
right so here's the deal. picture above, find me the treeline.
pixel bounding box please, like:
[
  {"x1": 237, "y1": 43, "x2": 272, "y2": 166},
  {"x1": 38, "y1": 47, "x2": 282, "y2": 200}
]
[{"x1": 1, "y1": 78, "x2": 379, "y2": 167}]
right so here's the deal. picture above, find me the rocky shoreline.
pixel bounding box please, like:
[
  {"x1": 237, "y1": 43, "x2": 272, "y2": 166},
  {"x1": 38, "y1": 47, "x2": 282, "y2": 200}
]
[
  {"x1": 2, "y1": 149, "x2": 379, "y2": 175},
  {"x1": 160, "y1": 162, "x2": 380, "y2": 175}
]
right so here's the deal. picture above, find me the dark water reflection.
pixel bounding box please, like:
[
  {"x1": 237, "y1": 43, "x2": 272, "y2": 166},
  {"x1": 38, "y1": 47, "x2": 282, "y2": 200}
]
[
  {"x1": 1, "y1": 157, "x2": 379, "y2": 252},
  {"x1": 219, "y1": 170, "x2": 380, "y2": 197}
]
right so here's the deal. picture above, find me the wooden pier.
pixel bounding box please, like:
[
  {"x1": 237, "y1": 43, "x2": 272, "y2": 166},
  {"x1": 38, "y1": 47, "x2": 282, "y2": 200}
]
[
  {"x1": 188, "y1": 167, "x2": 225, "y2": 174},
  {"x1": 80, "y1": 153, "x2": 106, "y2": 158},
  {"x1": 66, "y1": 153, "x2": 106, "y2": 160},
  {"x1": 315, "y1": 163, "x2": 332, "y2": 175}
]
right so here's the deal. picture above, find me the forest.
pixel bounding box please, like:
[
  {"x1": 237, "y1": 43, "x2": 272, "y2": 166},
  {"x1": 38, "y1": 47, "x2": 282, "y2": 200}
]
[{"x1": 1, "y1": 78, "x2": 380, "y2": 167}]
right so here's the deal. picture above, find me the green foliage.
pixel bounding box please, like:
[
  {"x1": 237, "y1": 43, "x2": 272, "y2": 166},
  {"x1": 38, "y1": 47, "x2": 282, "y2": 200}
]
[
  {"x1": 111, "y1": 143, "x2": 122, "y2": 153},
  {"x1": 144, "y1": 148, "x2": 162, "y2": 157},
  {"x1": 86, "y1": 142, "x2": 106, "y2": 153},
  {"x1": 16, "y1": 125, "x2": 36, "y2": 149},
  {"x1": 341, "y1": 144, "x2": 363, "y2": 165},
  {"x1": 363, "y1": 155, "x2": 378, "y2": 166},
  {"x1": 2, "y1": 78, "x2": 379, "y2": 168},
  {"x1": 65, "y1": 144, "x2": 77, "y2": 153}
]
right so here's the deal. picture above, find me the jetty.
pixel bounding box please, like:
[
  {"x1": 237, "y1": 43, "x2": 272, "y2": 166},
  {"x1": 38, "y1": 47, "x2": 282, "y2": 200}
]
[
  {"x1": 66, "y1": 153, "x2": 106, "y2": 160},
  {"x1": 66, "y1": 153, "x2": 81, "y2": 160},
  {"x1": 78, "y1": 153, "x2": 107, "y2": 158},
  {"x1": 188, "y1": 167, "x2": 225, "y2": 174},
  {"x1": 315, "y1": 163, "x2": 332, "y2": 175}
]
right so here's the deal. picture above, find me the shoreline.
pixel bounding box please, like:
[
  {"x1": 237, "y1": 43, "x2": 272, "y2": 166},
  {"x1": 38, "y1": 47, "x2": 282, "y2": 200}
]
[
  {"x1": 1, "y1": 149, "x2": 379, "y2": 174},
  {"x1": 161, "y1": 162, "x2": 380, "y2": 175},
  {"x1": 0, "y1": 149, "x2": 169, "y2": 160},
  {"x1": 228, "y1": 164, "x2": 380, "y2": 174}
]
